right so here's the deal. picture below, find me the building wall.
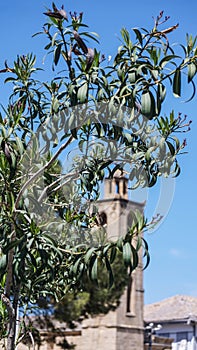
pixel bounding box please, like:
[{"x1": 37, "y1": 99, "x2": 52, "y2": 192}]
[
  {"x1": 156, "y1": 322, "x2": 196, "y2": 350},
  {"x1": 70, "y1": 309, "x2": 145, "y2": 350}
]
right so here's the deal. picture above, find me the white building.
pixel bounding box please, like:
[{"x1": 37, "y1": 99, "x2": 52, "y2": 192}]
[{"x1": 144, "y1": 295, "x2": 197, "y2": 350}]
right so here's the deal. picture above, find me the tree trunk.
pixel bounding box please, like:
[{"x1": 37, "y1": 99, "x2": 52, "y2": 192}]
[
  {"x1": 3, "y1": 233, "x2": 20, "y2": 350},
  {"x1": 7, "y1": 307, "x2": 17, "y2": 350},
  {"x1": 1, "y1": 293, "x2": 16, "y2": 350},
  {"x1": 2, "y1": 284, "x2": 20, "y2": 350}
]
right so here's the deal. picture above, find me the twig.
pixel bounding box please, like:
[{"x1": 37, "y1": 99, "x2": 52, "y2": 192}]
[
  {"x1": 38, "y1": 171, "x2": 77, "y2": 203},
  {"x1": 14, "y1": 135, "x2": 73, "y2": 210},
  {"x1": 29, "y1": 331, "x2": 35, "y2": 350}
]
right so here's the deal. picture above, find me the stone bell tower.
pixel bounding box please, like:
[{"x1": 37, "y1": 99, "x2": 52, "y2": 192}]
[{"x1": 75, "y1": 172, "x2": 145, "y2": 350}]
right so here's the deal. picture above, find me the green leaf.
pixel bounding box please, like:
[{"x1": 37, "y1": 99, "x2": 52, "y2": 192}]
[
  {"x1": 121, "y1": 28, "x2": 132, "y2": 48},
  {"x1": 54, "y1": 44, "x2": 62, "y2": 66},
  {"x1": 173, "y1": 162, "x2": 181, "y2": 177},
  {"x1": 79, "y1": 31, "x2": 100, "y2": 44},
  {"x1": 28, "y1": 252, "x2": 37, "y2": 268},
  {"x1": 15, "y1": 137, "x2": 24, "y2": 155},
  {"x1": 72, "y1": 258, "x2": 82, "y2": 275},
  {"x1": 143, "y1": 250, "x2": 150, "y2": 270},
  {"x1": 148, "y1": 174, "x2": 157, "y2": 187},
  {"x1": 141, "y1": 90, "x2": 155, "y2": 119},
  {"x1": 105, "y1": 256, "x2": 114, "y2": 288},
  {"x1": 103, "y1": 244, "x2": 111, "y2": 255},
  {"x1": 132, "y1": 28, "x2": 143, "y2": 45},
  {"x1": 173, "y1": 68, "x2": 181, "y2": 97},
  {"x1": 130, "y1": 244, "x2": 138, "y2": 270},
  {"x1": 109, "y1": 246, "x2": 117, "y2": 264},
  {"x1": 4, "y1": 237, "x2": 24, "y2": 254},
  {"x1": 123, "y1": 242, "x2": 132, "y2": 266},
  {"x1": 184, "y1": 79, "x2": 196, "y2": 102},
  {"x1": 157, "y1": 83, "x2": 166, "y2": 102},
  {"x1": 188, "y1": 62, "x2": 197, "y2": 83},
  {"x1": 159, "y1": 55, "x2": 180, "y2": 69},
  {"x1": 135, "y1": 210, "x2": 145, "y2": 231},
  {"x1": 84, "y1": 247, "x2": 96, "y2": 264},
  {"x1": 135, "y1": 236, "x2": 142, "y2": 251},
  {"x1": 99, "y1": 160, "x2": 112, "y2": 171},
  {"x1": 117, "y1": 236, "x2": 123, "y2": 251},
  {"x1": 7, "y1": 191, "x2": 15, "y2": 212},
  {"x1": 128, "y1": 71, "x2": 136, "y2": 84},
  {"x1": 149, "y1": 47, "x2": 160, "y2": 65},
  {"x1": 52, "y1": 32, "x2": 59, "y2": 47},
  {"x1": 166, "y1": 141, "x2": 175, "y2": 156},
  {"x1": 77, "y1": 82, "x2": 88, "y2": 103},
  {"x1": 71, "y1": 127, "x2": 78, "y2": 139},
  {"x1": 44, "y1": 43, "x2": 52, "y2": 50},
  {"x1": 4, "y1": 77, "x2": 18, "y2": 83},
  {"x1": 0, "y1": 255, "x2": 7, "y2": 273},
  {"x1": 90, "y1": 255, "x2": 98, "y2": 282},
  {"x1": 151, "y1": 69, "x2": 159, "y2": 81}
]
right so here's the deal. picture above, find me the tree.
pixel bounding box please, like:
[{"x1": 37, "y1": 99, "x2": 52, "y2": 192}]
[
  {"x1": 25, "y1": 251, "x2": 129, "y2": 339},
  {"x1": 0, "y1": 4, "x2": 196, "y2": 349},
  {"x1": 17, "y1": 251, "x2": 129, "y2": 349}
]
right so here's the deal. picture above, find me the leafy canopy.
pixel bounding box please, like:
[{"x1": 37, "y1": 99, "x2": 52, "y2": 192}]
[{"x1": 0, "y1": 4, "x2": 196, "y2": 349}]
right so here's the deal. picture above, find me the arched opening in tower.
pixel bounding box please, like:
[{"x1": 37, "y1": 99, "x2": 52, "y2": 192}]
[
  {"x1": 99, "y1": 211, "x2": 107, "y2": 226},
  {"x1": 115, "y1": 180, "x2": 120, "y2": 194}
]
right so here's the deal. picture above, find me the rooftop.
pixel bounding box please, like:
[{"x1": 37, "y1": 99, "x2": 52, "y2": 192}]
[{"x1": 144, "y1": 295, "x2": 197, "y2": 323}]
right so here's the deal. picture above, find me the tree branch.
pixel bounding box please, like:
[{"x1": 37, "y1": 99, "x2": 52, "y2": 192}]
[
  {"x1": 38, "y1": 171, "x2": 78, "y2": 203},
  {"x1": 14, "y1": 135, "x2": 74, "y2": 210}
]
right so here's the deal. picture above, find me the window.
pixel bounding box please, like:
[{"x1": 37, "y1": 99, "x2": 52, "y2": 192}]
[{"x1": 176, "y1": 332, "x2": 188, "y2": 342}]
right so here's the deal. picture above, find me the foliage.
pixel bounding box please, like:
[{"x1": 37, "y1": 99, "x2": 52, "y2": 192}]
[
  {"x1": 0, "y1": 4, "x2": 196, "y2": 349},
  {"x1": 53, "y1": 251, "x2": 129, "y2": 325},
  {"x1": 24, "y1": 252, "x2": 129, "y2": 348}
]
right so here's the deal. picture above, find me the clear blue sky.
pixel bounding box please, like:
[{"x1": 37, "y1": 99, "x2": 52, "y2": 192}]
[{"x1": 1, "y1": 0, "x2": 197, "y2": 305}]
